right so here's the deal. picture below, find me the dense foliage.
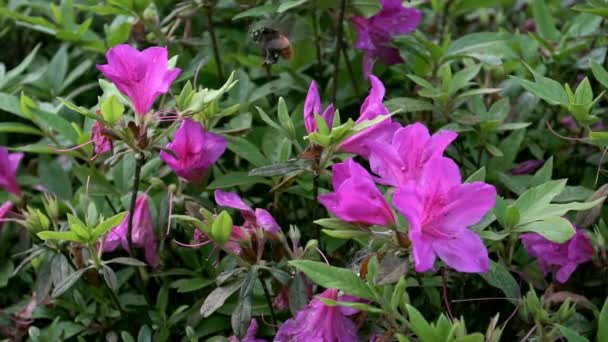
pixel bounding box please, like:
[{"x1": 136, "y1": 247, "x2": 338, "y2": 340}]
[{"x1": 0, "y1": 0, "x2": 608, "y2": 341}]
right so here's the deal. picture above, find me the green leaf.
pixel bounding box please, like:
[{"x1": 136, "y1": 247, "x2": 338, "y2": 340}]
[
  {"x1": 52, "y1": 267, "x2": 90, "y2": 298},
  {"x1": 38, "y1": 156, "x2": 73, "y2": 200},
  {"x1": 385, "y1": 97, "x2": 435, "y2": 113},
  {"x1": 37, "y1": 230, "x2": 83, "y2": 243},
  {"x1": 513, "y1": 180, "x2": 566, "y2": 224},
  {"x1": 232, "y1": 3, "x2": 279, "y2": 20},
  {"x1": 318, "y1": 297, "x2": 383, "y2": 313},
  {"x1": 0, "y1": 122, "x2": 42, "y2": 135},
  {"x1": 406, "y1": 305, "x2": 439, "y2": 342},
  {"x1": 556, "y1": 325, "x2": 589, "y2": 342},
  {"x1": 277, "y1": 0, "x2": 308, "y2": 13},
  {"x1": 480, "y1": 261, "x2": 520, "y2": 301},
  {"x1": 515, "y1": 216, "x2": 575, "y2": 243},
  {"x1": 105, "y1": 257, "x2": 147, "y2": 267},
  {"x1": 92, "y1": 212, "x2": 127, "y2": 240},
  {"x1": 100, "y1": 94, "x2": 124, "y2": 125},
  {"x1": 465, "y1": 167, "x2": 486, "y2": 182},
  {"x1": 532, "y1": 0, "x2": 559, "y2": 41},
  {"x1": 289, "y1": 260, "x2": 375, "y2": 300},
  {"x1": 212, "y1": 211, "x2": 233, "y2": 245},
  {"x1": 599, "y1": 297, "x2": 608, "y2": 342},
  {"x1": 207, "y1": 172, "x2": 271, "y2": 189},
  {"x1": 448, "y1": 64, "x2": 481, "y2": 95},
  {"x1": 513, "y1": 75, "x2": 568, "y2": 106},
  {"x1": 200, "y1": 279, "x2": 243, "y2": 318},
  {"x1": 225, "y1": 135, "x2": 268, "y2": 167},
  {"x1": 591, "y1": 60, "x2": 608, "y2": 89},
  {"x1": 47, "y1": 45, "x2": 68, "y2": 94},
  {"x1": 248, "y1": 160, "x2": 310, "y2": 177}
]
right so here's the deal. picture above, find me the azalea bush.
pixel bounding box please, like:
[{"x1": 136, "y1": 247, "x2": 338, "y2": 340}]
[{"x1": 1, "y1": 0, "x2": 608, "y2": 341}]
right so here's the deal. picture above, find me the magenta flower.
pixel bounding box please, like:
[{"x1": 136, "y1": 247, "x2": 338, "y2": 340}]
[
  {"x1": 102, "y1": 194, "x2": 158, "y2": 267},
  {"x1": 369, "y1": 123, "x2": 457, "y2": 187},
  {"x1": 96, "y1": 44, "x2": 181, "y2": 116},
  {"x1": 393, "y1": 157, "x2": 496, "y2": 273},
  {"x1": 304, "y1": 81, "x2": 335, "y2": 134},
  {"x1": 215, "y1": 190, "x2": 280, "y2": 236},
  {"x1": 352, "y1": 0, "x2": 422, "y2": 77},
  {"x1": 91, "y1": 118, "x2": 112, "y2": 158},
  {"x1": 160, "y1": 119, "x2": 227, "y2": 183},
  {"x1": 340, "y1": 75, "x2": 401, "y2": 159},
  {"x1": 319, "y1": 158, "x2": 395, "y2": 227},
  {"x1": 511, "y1": 159, "x2": 544, "y2": 175},
  {"x1": 275, "y1": 288, "x2": 360, "y2": 342},
  {"x1": 0, "y1": 146, "x2": 23, "y2": 196},
  {"x1": 520, "y1": 228, "x2": 594, "y2": 283},
  {"x1": 229, "y1": 319, "x2": 266, "y2": 342},
  {"x1": 0, "y1": 201, "x2": 12, "y2": 230}
]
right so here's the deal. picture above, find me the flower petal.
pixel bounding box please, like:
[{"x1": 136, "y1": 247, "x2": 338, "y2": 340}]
[{"x1": 432, "y1": 229, "x2": 490, "y2": 273}]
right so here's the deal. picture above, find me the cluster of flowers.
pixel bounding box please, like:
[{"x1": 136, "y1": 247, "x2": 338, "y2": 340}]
[{"x1": 0, "y1": 39, "x2": 597, "y2": 340}]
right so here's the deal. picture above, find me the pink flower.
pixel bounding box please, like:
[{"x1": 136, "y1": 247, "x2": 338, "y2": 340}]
[
  {"x1": 160, "y1": 119, "x2": 227, "y2": 183},
  {"x1": 511, "y1": 159, "x2": 544, "y2": 175},
  {"x1": 96, "y1": 44, "x2": 181, "y2": 115},
  {"x1": 214, "y1": 190, "x2": 280, "y2": 236},
  {"x1": 0, "y1": 201, "x2": 12, "y2": 230},
  {"x1": 102, "y1": 194, "x2": 158, "y2": 267},
  {"x1": 0, "y1": 146, "x2": 23, "y2": 196},
  {"x1": 352, "y1": 0, "x2": 422, "y2": 77},
  {"x1": 340, "y1": 75, "x2": 401, "y2": 159},
  {"x1": 275, "y1": 288, "x2": 359, "y2": 342},
  {"x1": 520, "y1": 228, "x2": 594, "y2": 283},
  {"x1": 304, "y1": 81, "x2": 335, "y2": 134},
  {"x1": 369, "y1": 123, "x2": 457, "y2": 187},
  {"x1": 393, "y1": 157, "x2": 496, "y2": 273},
  {"x1": 229, "y1": 319, "x2": 266, "y2": 342},
  {"x1": 319, "y1": 158, "x2": 395, "y2": 226},
  {"x1": 91, "y1": 121, "x2": 112, "y2": 157}
]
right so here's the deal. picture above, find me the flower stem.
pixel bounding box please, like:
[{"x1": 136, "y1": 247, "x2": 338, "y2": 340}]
[
  {"x1": 127, "y1": 153, "x2": 144, "y2": 256},
  {"x1": 341, "y1": 42, "x2": 361, "y2": 99},
  {"x1": 206, "y1": 5, "x2": 225, "y2": 83},
  {"x1": 331, "y1": 0, "x2": 347, "y2": 104},
  {"x1": 442, "y1": 267, "x2": 454, "y2": 322},
  {"x1": 261, "y1": 276, "x2": 278, "y2": 326},
  {"x1": 312, "y1": 1, "x2": 323, "y2": 72}
]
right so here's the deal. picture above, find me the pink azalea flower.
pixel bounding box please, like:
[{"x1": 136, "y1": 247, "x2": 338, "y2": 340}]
[
  {"x1": 340, "y1": 75, "x2": 401, "y2": 159},
  {"x1": 0, "y1": 146, "x2": 23, "y2": 196},
  {"x1": 102, "y1": 194, "x2": 159, "y2": 267},
  {"x1": 369, "y1": 123, "x2": 457, "y2": 187},
  {"x1": 96, "y1": 44, "x2": 181, "y2": 116},
  {"x1": 229, "y1": 319, "x2": 266, "y2": 342},
  {"x1": 91, "y1": 120, "x2": 112, "y2": 157},
  {"x1": 0, "y1": 201, "x2": 12, "y2": 230},
  {"x1": 318, "y1": 158, "x2": 395, "y2": 227},
  {"x1": 275, "y1": 288, "x2": 360, "y2": 342},
  {"x1": 214, "y1": 190, "x2": 280, "y2": 236},
  {"x1": 511, "y1": 159, "x2": 544, "y2": 175},
  {"x1": 352, "y1": 0, "x2": 422, "y2": 77},
  {"x1": 520, "y1": 228, "x2": 594, "y2": 283},
  {"x1": 393, "y1": 157, "x2": 496, "y2": 273},
  {"x1": 304, "y1": 81, "x2": 335, "y2": 134},
  {"x1": 160, "y1": 119, "x2": 227, "y2": 183}
]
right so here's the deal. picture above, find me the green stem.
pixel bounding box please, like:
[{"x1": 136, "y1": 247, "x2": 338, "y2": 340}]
[
  {"x1": 261, "y1": 277, "x2": 278, "y2": 327},
  {"x1": 331, "y1": 0, "x2": 347, "y2": 104},
  {"x1": 206, "y1": 5, "x2": 225, "y2": 83}
]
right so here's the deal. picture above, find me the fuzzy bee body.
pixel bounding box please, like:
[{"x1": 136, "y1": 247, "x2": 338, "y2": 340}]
[{"x1": 252, "y1": 27, "x2": 293, "y2": 65}]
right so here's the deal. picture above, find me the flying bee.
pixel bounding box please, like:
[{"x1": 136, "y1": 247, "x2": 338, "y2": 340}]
[{"x1": 251, "y1": 27, "x2": 293, "y2": 65}]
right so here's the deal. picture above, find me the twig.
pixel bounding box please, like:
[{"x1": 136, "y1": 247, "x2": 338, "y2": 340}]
[
  {"x1": 206, "y1": 5, "x2": 225, "y2": 83},
  {"x1": 312, "y1": 1, "x2": 323, "y2": 72},
  {"x1": 520, "y1": 326, "x2": 537, "y2": 342},
  {"x1": 261, "y1": 278, "x2": 278, "y2": 326},
  {"x1": 105, "y1": 196, "x2": 118, "y2": 215},
  {"x1": 331, "y1": 0, "x2": 347, "y2": 104},
  {"x1": 442, "y1": 267, "x2": 454, "y2": 322},
  {"x1": 341, "y1": 44, "x2": 361, "y2": 98}
]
